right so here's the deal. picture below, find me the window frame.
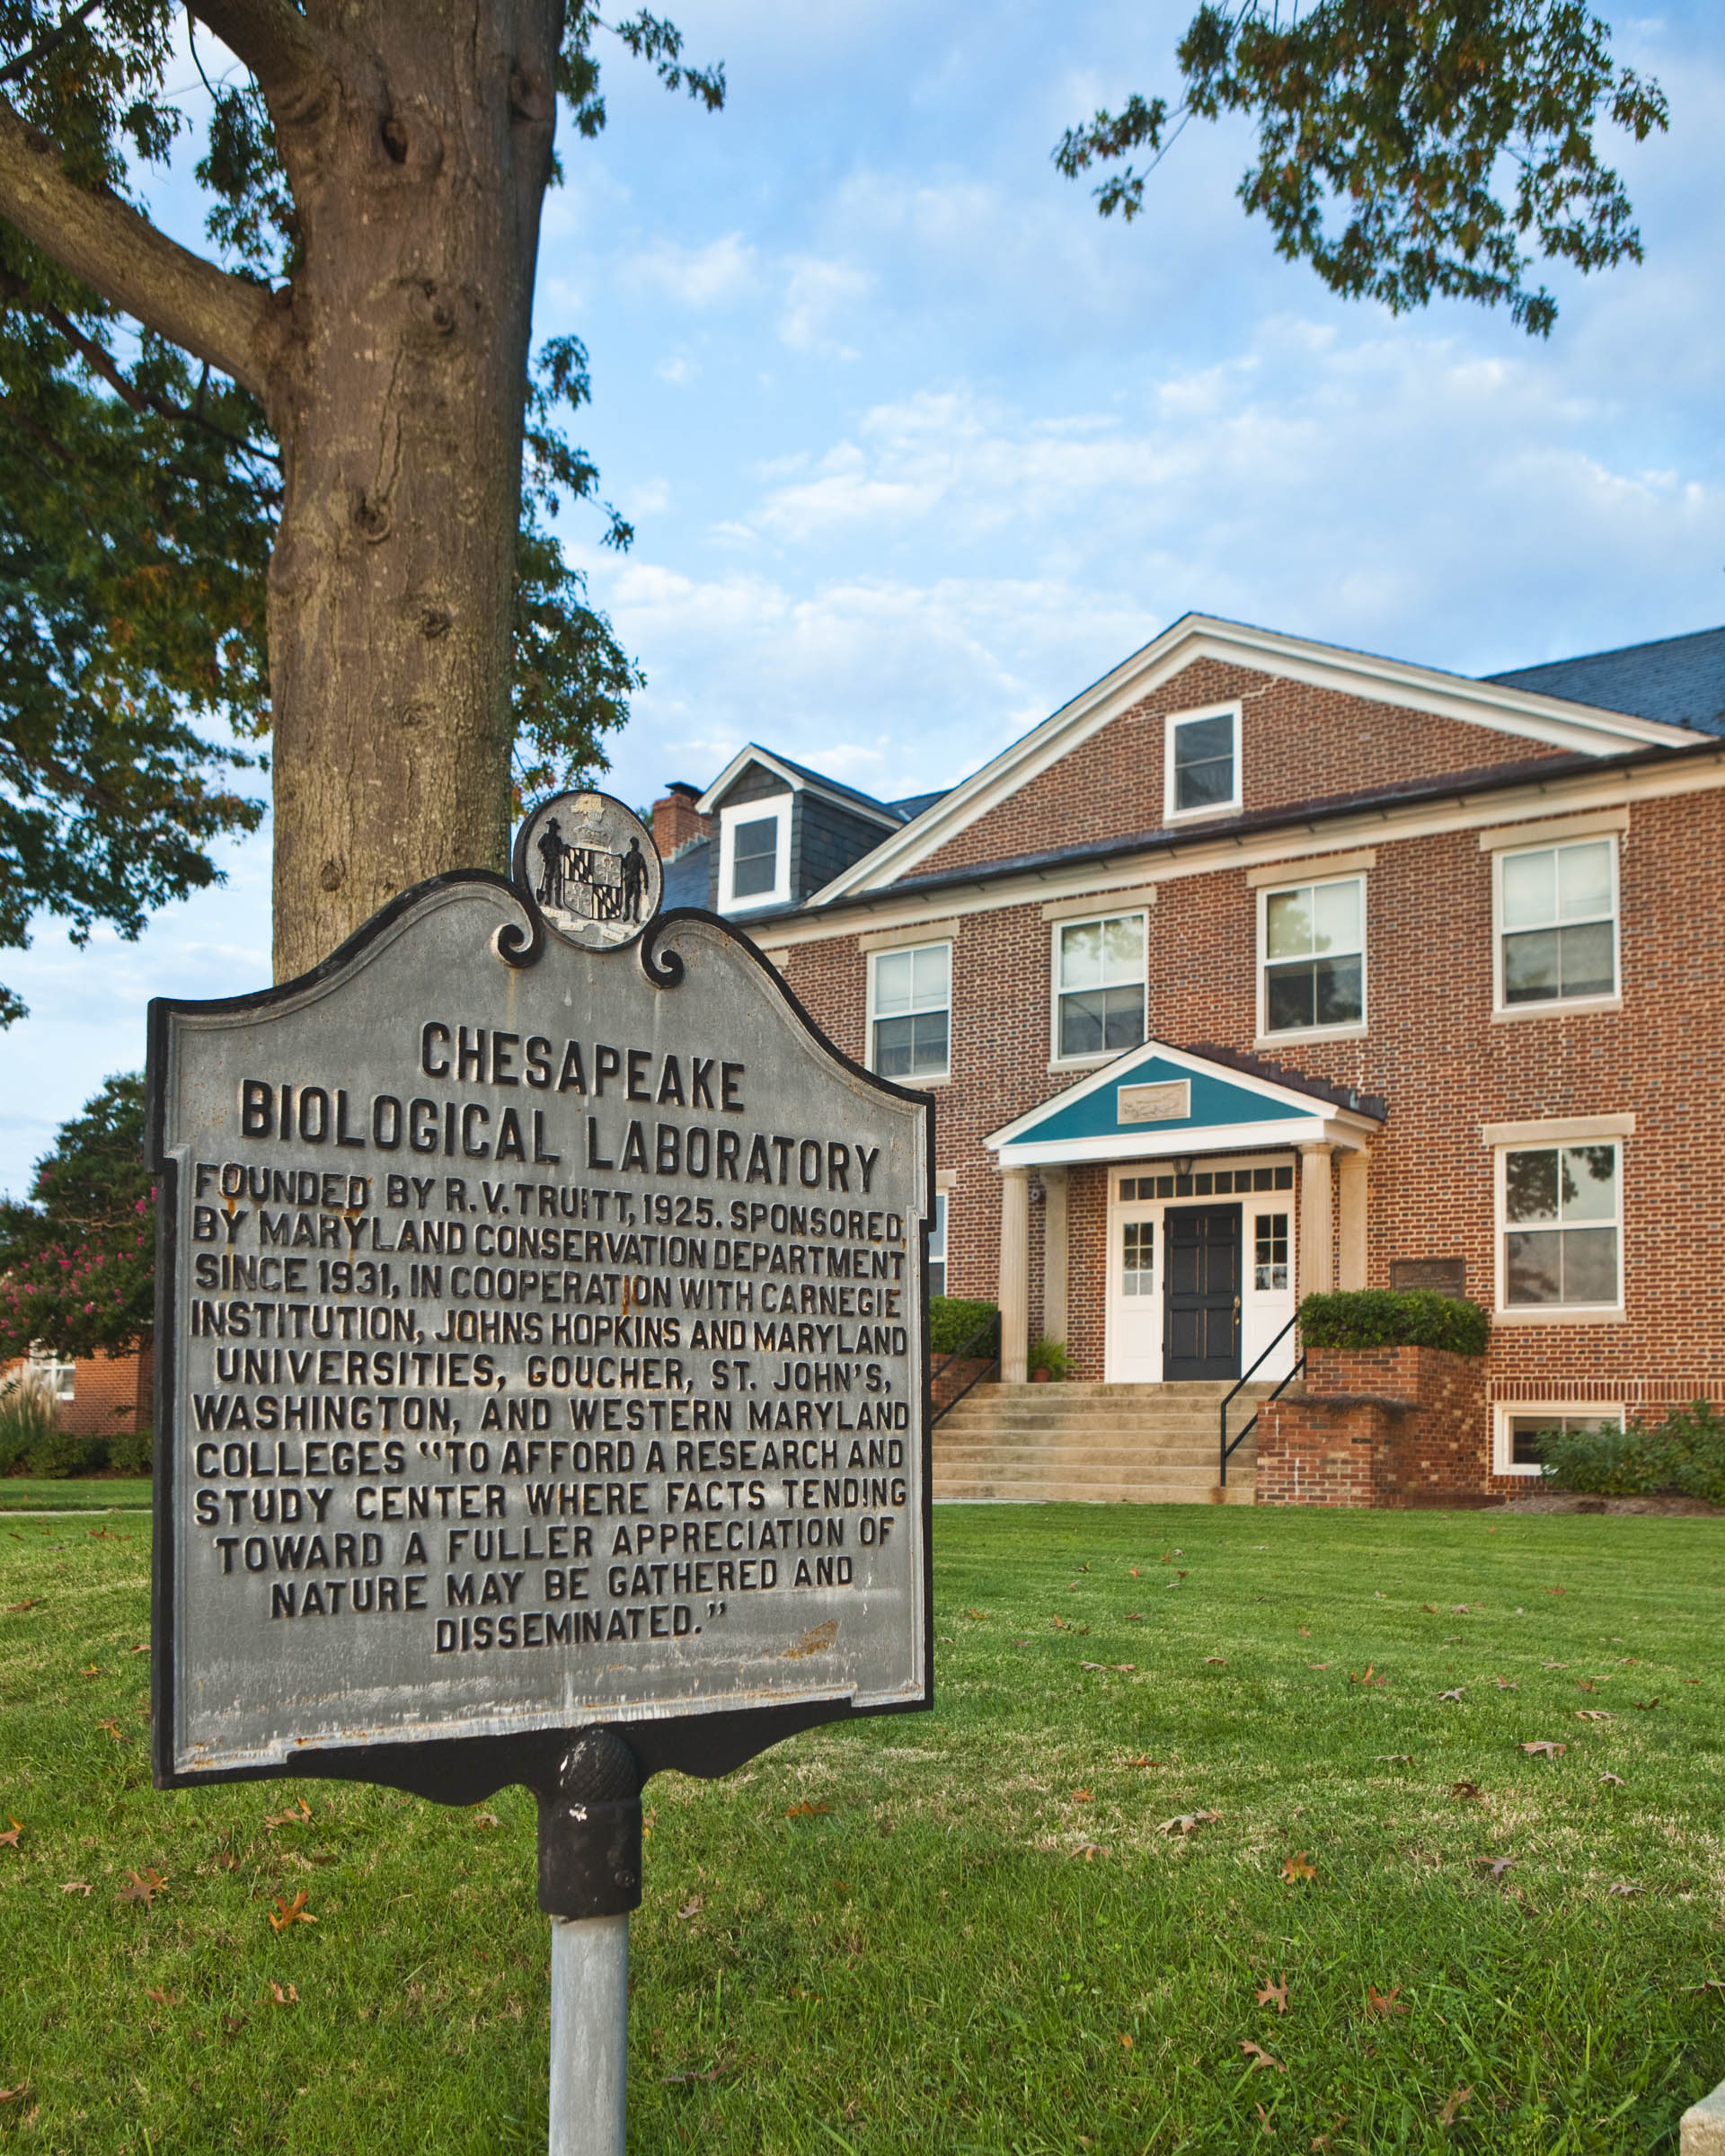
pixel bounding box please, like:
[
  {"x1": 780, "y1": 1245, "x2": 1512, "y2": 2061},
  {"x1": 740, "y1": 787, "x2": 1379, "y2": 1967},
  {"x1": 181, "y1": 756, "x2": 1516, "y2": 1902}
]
[
  {"x1": 1492, "y1": 1137, "x2": 1625, "y2": 1321},
  {"x1": 717, "y1": 795, "x2": 792, "y2": 913},
  {"x1": 1492, "y1": 1401, "x2": 1625, "y2": 1479},
  {"x1": 1048, "y1": 910, "x2": 1148, "y2": 1070},
  {"x1": 866, "y1": 939, "x2": 952, "y2": 1084},
  {"x1": 1163, "y1": 702, "x2": 1242, "y2": 823},
  {"x1": 25, "y1": 1341, "x2": 75, "y2": 1401},
  {"x1": 1491, "y1": 833, "x2": 1621, "y2": 1020},
  {"x1": 928, "y1": 1191, "x2": 949, "y2": 1298},
  {"x1": 1254, "y1": 870, "x2": 1368, "y2": 1044}
]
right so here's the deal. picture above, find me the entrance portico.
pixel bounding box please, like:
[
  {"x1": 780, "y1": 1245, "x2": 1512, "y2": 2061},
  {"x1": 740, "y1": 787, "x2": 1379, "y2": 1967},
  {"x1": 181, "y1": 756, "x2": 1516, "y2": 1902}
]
[{"x1": 984, "y1": 1042, "x2": 1385, "y2": 1386}]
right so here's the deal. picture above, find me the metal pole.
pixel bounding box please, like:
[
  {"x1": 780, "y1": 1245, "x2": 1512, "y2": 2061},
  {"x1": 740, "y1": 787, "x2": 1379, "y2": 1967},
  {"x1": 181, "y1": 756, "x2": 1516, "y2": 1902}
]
[
  {"x1": 537, "y1": 1728, "x2": 643, "y2": 2156},
  {"x1": 549, "y1": 1912, "x2": 629, "y2": 2156}
]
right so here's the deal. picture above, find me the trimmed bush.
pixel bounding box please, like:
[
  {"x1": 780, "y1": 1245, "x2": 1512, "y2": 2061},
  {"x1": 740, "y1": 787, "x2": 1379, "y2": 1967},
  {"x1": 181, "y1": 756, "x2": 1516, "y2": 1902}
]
[
  {"x1": 1297, "y1": 1289, "x2": 1490, "y2": 1357},
  {"x1": 109, "y1": 1427, "x2": 154, "y2": 1476},
  {"x1": 1540, "y1": 1401, "x2": 1725, "y2": 1504},
  {"x1": 929, "y1": 1297, "x2": 999, "y2": 1356}
]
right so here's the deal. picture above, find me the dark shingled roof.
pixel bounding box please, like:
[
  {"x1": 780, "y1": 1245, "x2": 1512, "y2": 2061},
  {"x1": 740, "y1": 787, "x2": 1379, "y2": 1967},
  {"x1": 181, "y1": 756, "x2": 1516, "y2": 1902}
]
[
  {"x1": 889, "y1": 789, "x2": 950, "y2": 821},
  {"x1": 1186, "y1": 1042, "x2": 1386, "y2": 1122},
  {"x1": 660, "y1": 835, "x2": 712, "y2": 909},
  {"x1": 730, "y1": 747, "x2": 904, "y2": 823},
  {"x1": 1485, "y1": 624, "x2": 1725, "y2": 738}
]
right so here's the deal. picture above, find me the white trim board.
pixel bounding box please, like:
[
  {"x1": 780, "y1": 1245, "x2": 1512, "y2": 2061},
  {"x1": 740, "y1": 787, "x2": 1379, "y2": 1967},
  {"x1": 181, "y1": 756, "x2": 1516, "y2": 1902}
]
[
  {"x1": 808, "y1": 613, "x2": 1711, "y2": 904},
  {"x1": 697, "y1": 746, "x2": 902, "y2": 829}
]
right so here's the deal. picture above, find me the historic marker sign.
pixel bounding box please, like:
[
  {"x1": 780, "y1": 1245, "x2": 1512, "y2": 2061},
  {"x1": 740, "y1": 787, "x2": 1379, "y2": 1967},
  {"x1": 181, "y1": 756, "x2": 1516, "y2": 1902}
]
[{"x1": 148, "y1": 795, "x2": 932, "y2": 1790}]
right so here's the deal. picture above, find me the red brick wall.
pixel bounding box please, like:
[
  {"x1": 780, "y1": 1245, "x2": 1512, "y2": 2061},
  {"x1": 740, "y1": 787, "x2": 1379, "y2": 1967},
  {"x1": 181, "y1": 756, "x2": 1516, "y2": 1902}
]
[
  {"x1": 4, "y1": 1343, "x2": 151, "y2": 1439},
  {"x1": 910, "y1": 659, "x2": 1564, "y2": 879},
  {"x1": 772, "y1": 749, "x2": 1725, "y2": 1428},
  {"x1": 1257, "y1": 1347, "x2": 1488, "y2": 1507}
]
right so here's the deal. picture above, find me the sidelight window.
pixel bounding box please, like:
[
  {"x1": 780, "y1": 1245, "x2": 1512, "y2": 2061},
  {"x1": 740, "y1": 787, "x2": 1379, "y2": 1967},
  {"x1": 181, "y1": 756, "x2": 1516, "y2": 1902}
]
[
  {"x1": 1121, "y1": 1219, "x2": 1154, "y2": 1296},
  {"x1": 1253, "y1": 1213, "x2": 1289, "y2": 1293}
]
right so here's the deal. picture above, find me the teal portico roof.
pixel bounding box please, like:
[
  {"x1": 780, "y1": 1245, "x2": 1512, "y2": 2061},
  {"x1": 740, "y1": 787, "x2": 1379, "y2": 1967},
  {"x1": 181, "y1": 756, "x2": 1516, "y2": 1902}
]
[{"x1": 984, "y1": 1040, "x2": 1384, "y2": 1170}]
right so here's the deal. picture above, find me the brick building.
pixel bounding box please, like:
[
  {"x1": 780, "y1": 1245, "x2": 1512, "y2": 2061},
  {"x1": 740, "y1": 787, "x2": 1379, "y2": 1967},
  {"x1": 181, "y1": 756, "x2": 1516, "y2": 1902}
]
[
  {"x1": 2, "y1": 1340, "x2": 152, "y2": 1441},
  {"x1": 652, "y1": 614, "x2": 1725, "y2": 1502}
]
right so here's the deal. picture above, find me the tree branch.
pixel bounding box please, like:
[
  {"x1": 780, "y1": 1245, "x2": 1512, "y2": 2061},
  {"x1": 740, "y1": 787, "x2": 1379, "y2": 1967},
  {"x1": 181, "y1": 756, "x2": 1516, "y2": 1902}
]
[
  {"x1": 0, "y1": 98, "x2": 278, "y2": 400},
  {"x1": 188, "y1": 0, "x2": 340, "y2": 120},
  {"x1": 0, "y1": 0, "x2": 104, "y2": 91}
]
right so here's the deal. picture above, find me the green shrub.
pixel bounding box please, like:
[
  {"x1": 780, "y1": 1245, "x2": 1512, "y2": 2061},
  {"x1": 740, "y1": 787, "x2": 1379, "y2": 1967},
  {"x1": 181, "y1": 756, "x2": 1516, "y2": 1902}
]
[
  {"x1": 108, "y1": 1427, "x2": 154, "y2": 1476},
  {"x1": 23, "y1": 1426, "x2": 108, "y2": 1479},
  {"x1": 1539, "y1": 1401, "x2": 1725, "y2": 1504},
  {"x1": 929, "y1": 1298, "x2": 999, "y2": 1356},
  {"x1": 0, "y1": 1372, "x2": 59, "y2": 1474},
  {"x1": 1029, "y1": 1337, "x2": 1070, "y2": 1380},
  {"x1": 1298, "y1": 1289, "x2": 1490, "y2": 1356}
]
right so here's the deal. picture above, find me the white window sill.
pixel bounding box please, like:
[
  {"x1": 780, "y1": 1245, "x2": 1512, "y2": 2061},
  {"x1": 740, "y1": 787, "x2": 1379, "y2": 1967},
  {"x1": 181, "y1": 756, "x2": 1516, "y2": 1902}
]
[
  {"x1": 1048, "y1": 1052, "x2": 1135, "y2": 1075},
  {"x1": 1491, "y1": 995, "x2": 1622, "y2": 1023},
  {"x1": 1493, "y1": 1461, "x2": 1546, "y2": 1478},
  {"x1": 1163, "y1": 801, "x2": 1241, "y2": 826},
  {"x1": 1491, "y1": 1306, "x2": 1626, "y2": 1326},
  {"x1": 1254, "y1": 1023, "x2": 1368, "y2": 1049},
  {"x1": 870, "y1": 1068, "x2": 951, "y2": 1089}
]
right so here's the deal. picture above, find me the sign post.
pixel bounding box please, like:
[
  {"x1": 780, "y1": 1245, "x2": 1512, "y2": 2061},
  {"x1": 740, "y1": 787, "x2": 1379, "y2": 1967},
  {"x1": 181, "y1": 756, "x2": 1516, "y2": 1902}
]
[{"x1": 147, "y1": 793, "x2": 933, "y2": 2149}]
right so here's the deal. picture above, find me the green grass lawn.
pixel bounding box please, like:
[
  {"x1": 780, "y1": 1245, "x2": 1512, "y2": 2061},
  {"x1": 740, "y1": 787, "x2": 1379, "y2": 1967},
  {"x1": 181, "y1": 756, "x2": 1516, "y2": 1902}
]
[
  {"x1": 0, "y1": 1480, "x2": 152, "y2": 1514},
  {"x1": 3, "y1": 1506, "x2": 1723, "y2": 2153}
]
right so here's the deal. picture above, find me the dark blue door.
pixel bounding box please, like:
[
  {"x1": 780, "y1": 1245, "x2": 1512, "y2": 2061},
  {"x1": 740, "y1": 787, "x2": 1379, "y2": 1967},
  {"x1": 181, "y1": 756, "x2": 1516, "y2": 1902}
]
[{"x1": 1163, "y1": 1205, "x2": 1242, "y2": 1380}]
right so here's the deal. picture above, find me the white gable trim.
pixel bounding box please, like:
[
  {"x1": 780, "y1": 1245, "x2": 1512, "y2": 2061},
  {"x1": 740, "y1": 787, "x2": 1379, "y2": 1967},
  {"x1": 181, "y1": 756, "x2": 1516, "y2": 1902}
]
[
  {"x1": 982, "y1": 1036, "x2": 1383, "y2": 1153},
  {"x1": 697, "y1": 747, "x2": 901, "y2": 829},
  {"x1": 809, "y1": 614, "x2": 1709, "y2": 903}
]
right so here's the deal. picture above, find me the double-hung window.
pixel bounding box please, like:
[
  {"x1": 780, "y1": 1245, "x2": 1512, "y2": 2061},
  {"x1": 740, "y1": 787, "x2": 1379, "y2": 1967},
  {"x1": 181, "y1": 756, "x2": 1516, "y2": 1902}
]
[
  {"x1": 1055, "y1": 914, "x2": 1146, "y2": 1060},
  {"x1": 1261, "y1": 875, "x2": 1365, "y2": 1035},
  {"x1": 1498, "y1": 837, "x2": 1617, "y2": 1007},
  {"x1": 1164, "y1": 706, "x2": 1240, "y2": 818},
  {"x1": 1499, "y1": 1141, "x2": 1621, "y2": 1312},
  {"x1": 718, "y1": 797, "x2": 791, "y2": 911},
  {"x1": 871, "y1": 942, "x2": 951, "y2": 1079},
  {"x1": 928, "y1": 1193, "x2": 949, "y2": 1296}
]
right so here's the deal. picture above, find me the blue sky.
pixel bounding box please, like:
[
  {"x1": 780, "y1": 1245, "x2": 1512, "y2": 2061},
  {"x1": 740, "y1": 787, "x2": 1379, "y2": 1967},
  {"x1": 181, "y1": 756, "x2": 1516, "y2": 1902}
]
[{"x1": 4, "y1": 0, "x2": 1723, "y2": 1194}]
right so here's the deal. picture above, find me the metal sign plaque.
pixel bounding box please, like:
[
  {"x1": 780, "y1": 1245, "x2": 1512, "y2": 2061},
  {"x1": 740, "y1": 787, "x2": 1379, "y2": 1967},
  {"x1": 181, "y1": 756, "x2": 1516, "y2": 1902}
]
[{"x1": 148, "y1": 795, "x2": 932, "y2": 1789}]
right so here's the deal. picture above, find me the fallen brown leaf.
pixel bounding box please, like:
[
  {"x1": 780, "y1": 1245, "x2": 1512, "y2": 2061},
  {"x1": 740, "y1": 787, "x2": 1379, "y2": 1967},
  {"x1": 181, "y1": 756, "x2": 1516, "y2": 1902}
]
[
  {"x1": 1281, "y1": 1851, "x2": 1316, "y2": 1883},
  {"x1": 1374, "y1": 1754, "x2": 1414, "y2": 1767},
  {"x1": 1606, "y1": 1880, "x2": 1641, "y2": 1898},
  {"x1": 1520, "y1": 1741, "x2": 1566, "y2": 1757},
  {"x1": 1479, "y1": 1855, "x2": 1517, "y2": 1878},
  {"x1": 1257, "y1": 1975, "x2": 1289, "y2": 2014},
  {"x1": 1256, "y1": 2101, "x2": 1273, "y2": 2133},
  {"x1": 1239, "y1": 2039, "x2": 1285, "y2": 2072},
  {"x1": 1126, "y1": 1754, "x2": 1158, "y2": 1768},
  {"x1": 473, "y1": 1812, "x2": 500, "y2": 1830},
  {"x1": 1157, "y1": 1810, "x2": 1221, "y2": 1835},
  {"x1": 1438, "y1": 1687, "x2": 1464, "y2": 1701},
  {"x1": 1119, "y1": 2031, "x2": 1133, "y2": 2047},
  {"x1": 1494, "y1": 1677, "x2": 1517, "y2": 1691},
  {"x1": 677, "y1": 1896, "x2": 703, "y2": 1920},
  {"x1": 784, "y1": 1801, "x2": 830, "y2": 1818},
  {"x1": 145, "y1": 1986, "x2": 181, "y2": 2007},
  {"x1": 0, "y1": 1817, "x2": 22, "y2": 1849},
  {"x1": 118, "y1": 1867, "x2": 167, "y2": 1906},
  {"x1": 1633, "y1": 1699, "x2": 1661, "y2": 1711},
  {"x1": 264, "y1": 1797, "x2": 312, "y2": 1832},
  {"x1": 0, "y1": 2083, "x2": 25, "y2": 2104},
  {"x1": 96, "y1": 1718, "x2": 128, "y2": 1743},
  {"x1": 1071, "y1": 1789, "x2": 1093, "y2": 1802},
  {"x1": 129, "y1": 1643, "x2": 149, "y2": 1655},
  {"x1": 58, "y1": 1880, "x2": 91, "y2": 1895},
  {"x1": 1072, "y1": 1842, "x2": 1110, "y2": 1860},
  {"x1": 267, "y1": 1981, "x2": 299, "y2": 2004},
  {"x1": 1308, "y1": 1662, "x2": 1331, "y2": 1670},
  {"x1": 1367, "y1": 1985, "x2": 1406, "y2": 2019},
  {"x1": 1598, "y1": 1772, "x2": 1625, "y2": 1786},
  {"x1": 1451, "y1": 1779, "x2": 1482, "y2": 1801},
  {"x1": 5, "y1": 1599, "x2": 38, "y2": 1613},
  {"x1": 1575, "y1": 1710, "x2": 1613, "y2": 1723},
  {"x1": 268, "y1": 1888, "x2": 316, "y2": 1931},
  {"x1": 1437, "y1": 2085, "x2": 1473, "y2": 2125},
  {"x1": 1203, "y1": 1656, "x2": 1227, "y2": 1666}
]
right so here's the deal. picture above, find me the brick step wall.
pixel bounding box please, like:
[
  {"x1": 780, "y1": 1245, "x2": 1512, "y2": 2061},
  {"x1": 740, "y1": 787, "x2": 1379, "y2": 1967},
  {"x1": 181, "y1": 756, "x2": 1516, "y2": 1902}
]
[{"x1": 933, "y1": 1380, "x2": 1275, "y2": 1505}]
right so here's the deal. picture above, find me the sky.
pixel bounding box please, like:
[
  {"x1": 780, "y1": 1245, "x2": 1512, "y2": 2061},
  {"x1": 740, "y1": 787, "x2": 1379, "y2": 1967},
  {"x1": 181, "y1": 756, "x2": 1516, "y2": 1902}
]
[{"x1": 4, "y1": 0, "x2": 1724, "y2": 1196}]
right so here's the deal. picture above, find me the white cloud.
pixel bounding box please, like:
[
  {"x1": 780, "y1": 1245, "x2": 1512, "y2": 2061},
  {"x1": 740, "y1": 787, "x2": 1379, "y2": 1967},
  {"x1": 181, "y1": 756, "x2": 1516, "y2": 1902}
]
[
  {"x1": 623, "y1": 233, "x2": 757, "y2": 308},
  {"x1": 777, "y1": 257, "x2": 874, "y2": 354}
]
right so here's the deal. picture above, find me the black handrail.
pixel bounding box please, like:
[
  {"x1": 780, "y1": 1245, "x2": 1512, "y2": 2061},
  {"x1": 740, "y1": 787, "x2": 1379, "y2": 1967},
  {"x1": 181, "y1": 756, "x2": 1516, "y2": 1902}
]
[
  {"x1": 930, "y1": 1311, "x2": 1002, "y2": 1426},
  {"x1": 1219, "y1": 1315, "x2": 1305, "y2": 1487}
]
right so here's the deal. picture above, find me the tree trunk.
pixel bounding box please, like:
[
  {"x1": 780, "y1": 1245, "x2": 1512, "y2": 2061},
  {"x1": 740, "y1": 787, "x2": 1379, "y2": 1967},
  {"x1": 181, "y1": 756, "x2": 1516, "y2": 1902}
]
[{"x1": 264, "y1": 1, "x2": 561, "y2": 981}]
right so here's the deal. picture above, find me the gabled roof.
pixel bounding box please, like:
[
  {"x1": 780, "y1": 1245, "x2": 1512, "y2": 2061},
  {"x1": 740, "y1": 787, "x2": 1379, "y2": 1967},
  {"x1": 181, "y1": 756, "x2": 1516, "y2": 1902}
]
[
  {"x1": 985, "y1": 1038, "x2": 1384, "y2": 1170},
  {"x1": 1484, "y1": 624, "x2": 1725, "y2": 737},
  {"x1": 809, "y1": 613, "x2": 1708, "y2": 906},
  {"x1": 696, "y1": 746, "x2": 906, "y2": 827}
]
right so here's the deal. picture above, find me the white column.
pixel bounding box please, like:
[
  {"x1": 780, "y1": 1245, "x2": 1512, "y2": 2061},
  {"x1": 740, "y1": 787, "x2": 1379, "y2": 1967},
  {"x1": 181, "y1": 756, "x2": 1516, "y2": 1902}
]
[
  {"x1": 1337, "y1": 1149, "x2": 1369, "y2": 1291},
  {"x1": 1299, "y1": 1144, "x2": 1335, "y2": 1299},
  {"x1": 1040, "y1": 1169, "x2": 1068, "y2": 1347},
  {"x1": 998, "y1": 1168, "x2": 1031, "y2": 1383}
]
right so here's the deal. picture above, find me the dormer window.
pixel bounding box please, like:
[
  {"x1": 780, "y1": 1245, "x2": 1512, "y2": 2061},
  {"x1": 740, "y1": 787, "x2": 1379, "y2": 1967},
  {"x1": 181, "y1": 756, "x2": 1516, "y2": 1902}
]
[
  {"x1": 717, "y1": 797, "x2": 791, "y2": 911},
  {"x1": 1164, "y1": 704, "x2": 1241, "y2": 819}
]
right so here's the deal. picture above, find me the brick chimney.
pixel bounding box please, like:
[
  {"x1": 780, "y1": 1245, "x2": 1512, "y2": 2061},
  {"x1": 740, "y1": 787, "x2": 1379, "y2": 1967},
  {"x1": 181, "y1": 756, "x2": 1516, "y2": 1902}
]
[{"x1": 651, "y1": 782, "x2": 710, "y2": 859}]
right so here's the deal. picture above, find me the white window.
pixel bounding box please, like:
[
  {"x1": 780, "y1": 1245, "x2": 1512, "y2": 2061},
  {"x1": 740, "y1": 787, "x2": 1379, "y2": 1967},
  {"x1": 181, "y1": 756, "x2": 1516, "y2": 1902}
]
[
  {"x1": 1253, "y1": 1212, "x2": 1289, "y2": 1293},
  {"x1": 1164, "y1": 704, "x2": 1240, "y2": 819},
  {"x1": 1496, "y1": 836, "x2": 1618, "y2": 1011},
  {"x1": 1053, "y1": 913, "x2": 1146, "y2": 1061},
  {"x1": 928, "y1": 1193, "x2": 949, "y2": 1297},
  {"x1": 1497, "y1": 1141, "x2": 1622, "y2": 1314},
  {"x1": 1260, "y1": 875, "x2": 1365, "y2": 1037},
  {"x1": 717, "y1": 797, "x2": 790, "y2": 912},
  {"x1": 1120, "y1": 1217, "x2": 1154, "y2": 1296},
  {"x1": 26, "y1": 1343, "x2": 75, "y2": 1401},
  {"x1": 870, "y1": 942, "x2": 951, "y2": 1080},
  {"x1": 1493, "y1": 1402, "x2": 1624, "y2": 1477}
]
